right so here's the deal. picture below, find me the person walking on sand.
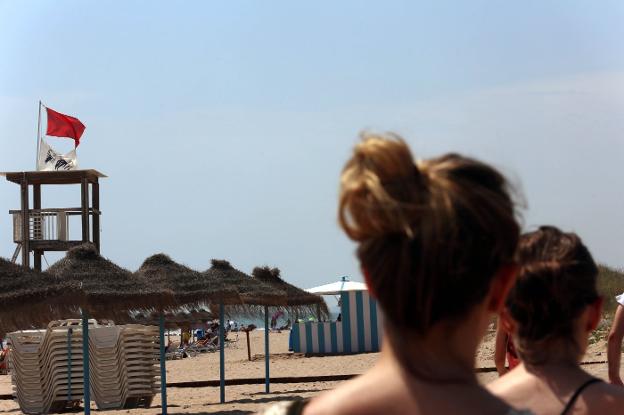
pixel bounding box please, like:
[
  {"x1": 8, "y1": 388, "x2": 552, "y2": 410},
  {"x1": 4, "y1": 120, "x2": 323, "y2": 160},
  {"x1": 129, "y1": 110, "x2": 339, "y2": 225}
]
[
  {"x1": 261, "y1": 133, "x2": 532, "y2": 415},
  {"x1": 495, "y1": 318, "x2": 521, "y2": 376},
  {"x1": 488, "y1": 226, "x2": 624, "y2": 414},
  {"x1": 607, "y1": 293, "x2": 624, "y2": 385}
]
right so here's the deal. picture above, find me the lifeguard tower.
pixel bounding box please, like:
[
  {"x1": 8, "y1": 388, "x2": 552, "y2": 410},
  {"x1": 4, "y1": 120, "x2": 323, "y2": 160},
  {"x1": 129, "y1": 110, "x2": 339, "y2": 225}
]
[{"x1": 2, "y1": 169, "x2": 106, "y2": 271}]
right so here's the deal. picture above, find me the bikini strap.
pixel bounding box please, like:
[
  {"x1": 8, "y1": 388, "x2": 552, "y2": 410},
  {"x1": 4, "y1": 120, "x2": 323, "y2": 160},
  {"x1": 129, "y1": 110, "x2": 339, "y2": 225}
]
[{"x1": 560, "y1": 377, "x2": 602, "y2": 415}]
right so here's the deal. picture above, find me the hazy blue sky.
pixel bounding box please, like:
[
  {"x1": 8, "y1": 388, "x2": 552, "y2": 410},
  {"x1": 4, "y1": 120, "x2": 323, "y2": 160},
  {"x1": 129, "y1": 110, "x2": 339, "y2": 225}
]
[{"x1": 1, "y1": 1, "x2": 622, "y2": 289}]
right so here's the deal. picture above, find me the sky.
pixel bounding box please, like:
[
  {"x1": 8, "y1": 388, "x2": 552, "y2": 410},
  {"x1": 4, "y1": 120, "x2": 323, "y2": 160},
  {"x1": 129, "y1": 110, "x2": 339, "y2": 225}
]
[{"x1": 0, "y1": 1, "x2": 623, "y2": 290}]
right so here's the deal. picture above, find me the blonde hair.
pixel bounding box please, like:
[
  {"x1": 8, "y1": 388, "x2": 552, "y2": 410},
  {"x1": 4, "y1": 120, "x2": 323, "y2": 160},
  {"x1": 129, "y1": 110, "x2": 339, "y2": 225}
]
[{"x1": 339, "y1": 133, "x2": 519, "y2": 333}]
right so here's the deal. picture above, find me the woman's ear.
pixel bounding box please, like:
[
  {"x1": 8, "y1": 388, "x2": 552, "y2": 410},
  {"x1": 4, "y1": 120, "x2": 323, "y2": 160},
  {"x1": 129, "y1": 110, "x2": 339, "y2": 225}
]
[
  {"x1": 487, "y1": 264, "x2": 518, "y2": 313},
  {"x1": 361, "y1": 266, "x2": 377, "y2": 299},
  {"x1": 587, "y1": 296, "x2": 603, "y2": 332}
]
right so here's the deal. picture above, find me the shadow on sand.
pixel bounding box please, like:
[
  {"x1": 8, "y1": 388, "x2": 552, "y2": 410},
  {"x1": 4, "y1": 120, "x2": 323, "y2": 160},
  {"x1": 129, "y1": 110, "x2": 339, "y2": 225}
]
[
  {"x1": 247, "y1": 388, "x2": 327, "y2": 396},
  {"x1": 165, "y1": 411, "x2": 253, "y2": 415},
  {"x1": 203, "y1": 394, "x2": 306, "y2": 407}
]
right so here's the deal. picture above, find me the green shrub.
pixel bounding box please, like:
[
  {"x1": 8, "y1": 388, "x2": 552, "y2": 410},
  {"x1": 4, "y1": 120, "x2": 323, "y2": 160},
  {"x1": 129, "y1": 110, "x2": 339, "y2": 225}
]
[{"x1": 597, "y1": 265, "x2": 624, "y2": 316}]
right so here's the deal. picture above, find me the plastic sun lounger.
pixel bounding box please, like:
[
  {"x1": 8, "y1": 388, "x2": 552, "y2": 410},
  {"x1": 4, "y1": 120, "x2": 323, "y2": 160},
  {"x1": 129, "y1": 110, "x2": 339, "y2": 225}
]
[{"x1": 8, "y1": 321, "x2": 161, "y2": 413}]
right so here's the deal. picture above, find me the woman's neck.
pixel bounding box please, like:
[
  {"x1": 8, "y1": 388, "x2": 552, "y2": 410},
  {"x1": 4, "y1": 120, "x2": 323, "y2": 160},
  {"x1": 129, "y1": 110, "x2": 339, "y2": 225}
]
[
  {"x1": 382, "y1": 319, "x2": 482, "y2": 384},
  {"x1": 517, "y1": 337, "x2": 584, "y2": 369}
]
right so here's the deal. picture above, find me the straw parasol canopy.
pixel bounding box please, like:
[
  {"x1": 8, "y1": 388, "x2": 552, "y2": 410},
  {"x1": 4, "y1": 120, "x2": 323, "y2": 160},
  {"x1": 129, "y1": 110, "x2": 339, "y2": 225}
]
[
  {"x1": 46, "y1": 243, "x2": 174, "y2": 319},
  {"x1": 130, "y1": 306, "x2": 215, "y2": 329},
  {"x1": 204, "y1": 260, "x2": 287, "y2": 308},
  {"x1": 252, "y1": 266, "x2": 328, "y2": 318},
  {"x1": 136, "y1": 253, "x2": 242, "y2": 307},
  {"x1": 0, "y1": 258, "x2": 79, "y2": 333}
]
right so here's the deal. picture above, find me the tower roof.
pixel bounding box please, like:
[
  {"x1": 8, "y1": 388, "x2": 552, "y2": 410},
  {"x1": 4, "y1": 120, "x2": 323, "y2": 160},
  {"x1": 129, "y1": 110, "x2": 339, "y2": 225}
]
[{"x1": 1, "y1": 169, "x2": 106, "y2": 185}]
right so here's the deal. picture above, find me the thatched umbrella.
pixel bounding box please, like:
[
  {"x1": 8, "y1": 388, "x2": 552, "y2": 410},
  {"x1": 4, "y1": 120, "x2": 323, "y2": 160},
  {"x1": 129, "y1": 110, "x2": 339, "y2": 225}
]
[
  {"x1": 137, "y1": 254, "x2": 241, "y2": 308},
  {"x1": 252, "y1": 266, "x2": 328, "y2": 319},
  {"x1": 46, "y1": 244, "x2": 174, "y2": 318},
  {"x1": 46, "y1": 243, "x2": 177, "y2": 415},
  {"x1": 130, "y1": 307, "x2": 215, "y2": 330},
  {"x1": 204, "y1": 259, "x2": 287, "y2": 402},
  {"x1": 249, "y1": 266, "x2": 329, "y2": 394},
  {"x1": 0, "y1": 258, "x2": 79, "y2": 334},
  {"x1": 204, "y1": 260, "x2": 286, "y2": 307},
  {"x1": 134, "y1": 253, "x2": 245, "y2": 411}
]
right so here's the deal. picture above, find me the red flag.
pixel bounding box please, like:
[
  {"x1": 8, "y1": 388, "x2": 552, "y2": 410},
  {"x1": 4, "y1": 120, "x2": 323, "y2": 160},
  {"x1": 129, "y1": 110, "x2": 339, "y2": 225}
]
[{"x1": 45, "y1": 107, "x2": 86, "y2": 146}]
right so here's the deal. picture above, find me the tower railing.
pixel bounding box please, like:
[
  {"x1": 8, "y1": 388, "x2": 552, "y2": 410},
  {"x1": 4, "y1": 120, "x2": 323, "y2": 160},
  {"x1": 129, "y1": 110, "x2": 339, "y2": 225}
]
[{"x1": 10, "y1": 208, "x2": 100, "y2": 242}]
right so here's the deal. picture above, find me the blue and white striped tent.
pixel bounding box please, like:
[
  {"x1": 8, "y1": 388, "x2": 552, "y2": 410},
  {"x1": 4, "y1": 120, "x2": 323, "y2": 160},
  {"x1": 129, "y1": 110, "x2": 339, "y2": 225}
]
[{"x1": 291, "y1": 290, "x2": 383, "y2": 354}]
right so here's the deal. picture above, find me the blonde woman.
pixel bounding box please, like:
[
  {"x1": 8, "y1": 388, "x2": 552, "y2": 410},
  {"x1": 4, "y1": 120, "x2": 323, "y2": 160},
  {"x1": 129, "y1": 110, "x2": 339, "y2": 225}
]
[{"x1": 262, "y1": 133, "x2": 531, "y2": 415}]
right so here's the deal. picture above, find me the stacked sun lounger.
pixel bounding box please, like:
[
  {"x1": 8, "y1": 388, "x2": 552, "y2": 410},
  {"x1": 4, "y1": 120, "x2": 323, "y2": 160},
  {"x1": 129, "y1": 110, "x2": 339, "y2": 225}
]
[
  {"x1": 89, "y1": 324, "x2": 160, "y2": 409},
  {"x1": 7, "y1": 320, "x2": 160, "y2": 414},
  {"x1": 7, "y1": 322, "x2": 85, "y2": 414}
]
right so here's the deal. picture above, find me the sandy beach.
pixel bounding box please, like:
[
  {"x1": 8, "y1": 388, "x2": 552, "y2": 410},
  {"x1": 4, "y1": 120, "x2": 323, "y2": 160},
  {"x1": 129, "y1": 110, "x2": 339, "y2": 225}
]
[{"x1": 0, "y1": 328, "x2": 615, "y2": 414}]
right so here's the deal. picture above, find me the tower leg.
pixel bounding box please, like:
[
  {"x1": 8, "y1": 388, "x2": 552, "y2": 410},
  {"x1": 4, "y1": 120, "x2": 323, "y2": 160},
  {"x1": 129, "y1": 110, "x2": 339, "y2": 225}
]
[{"x1": 11, "y1": 244, "x2": 21, "y2": 263}]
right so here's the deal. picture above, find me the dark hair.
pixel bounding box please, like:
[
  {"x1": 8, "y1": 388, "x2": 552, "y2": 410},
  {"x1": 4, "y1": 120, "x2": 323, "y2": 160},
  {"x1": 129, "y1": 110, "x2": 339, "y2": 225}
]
[
  {"x1": 338, "y1": 133, "x2": 520, "y2": 334},
  {"x1": 507, "y1": 226, "x2": 599, "y2": 364}
]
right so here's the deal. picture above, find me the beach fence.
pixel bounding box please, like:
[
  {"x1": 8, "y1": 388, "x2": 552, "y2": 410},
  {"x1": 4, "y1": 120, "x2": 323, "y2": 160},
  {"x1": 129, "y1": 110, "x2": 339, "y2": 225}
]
[{"x1": 290, "y1": 290, "x2": 383, "y2": 354}]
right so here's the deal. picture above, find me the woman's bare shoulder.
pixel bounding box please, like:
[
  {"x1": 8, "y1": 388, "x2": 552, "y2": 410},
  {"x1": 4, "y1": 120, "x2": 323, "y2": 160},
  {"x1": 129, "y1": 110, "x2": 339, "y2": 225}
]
[
  {"x1": 486, "y1": 370, "x2": 531, "y2": 396},
  {"x1": 304, "y1": 372, "x2": 403, "y2": 415},
  {"x1": 583, "y1": 381, "x2": 624, "y2": 410}
]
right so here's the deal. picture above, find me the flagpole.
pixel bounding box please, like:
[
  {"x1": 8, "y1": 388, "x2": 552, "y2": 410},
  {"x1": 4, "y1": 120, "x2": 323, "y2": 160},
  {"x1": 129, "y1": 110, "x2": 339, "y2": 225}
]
[{"x1": 35, "y1": 101, "x2": 42, "y2": 170}]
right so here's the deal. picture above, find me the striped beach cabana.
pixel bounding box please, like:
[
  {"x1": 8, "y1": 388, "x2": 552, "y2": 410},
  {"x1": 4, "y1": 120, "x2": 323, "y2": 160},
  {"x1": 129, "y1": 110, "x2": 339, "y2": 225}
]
[{"x1": 291, "y1": 277, "x2": 384, "y2": 354}]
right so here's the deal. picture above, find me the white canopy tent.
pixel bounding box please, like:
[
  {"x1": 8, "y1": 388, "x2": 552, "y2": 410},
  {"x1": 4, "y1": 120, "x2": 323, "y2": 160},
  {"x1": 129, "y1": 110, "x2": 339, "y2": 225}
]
[{"x1": 306, "y1": 276, "x2": 368, "y2": 295}]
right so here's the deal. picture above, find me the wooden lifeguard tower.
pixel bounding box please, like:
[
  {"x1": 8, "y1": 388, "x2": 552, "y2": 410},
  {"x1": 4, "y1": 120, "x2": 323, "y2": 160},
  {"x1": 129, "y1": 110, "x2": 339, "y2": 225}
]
[{"x1": 2, "y1": 169, "x2": 106, "y2": 271}]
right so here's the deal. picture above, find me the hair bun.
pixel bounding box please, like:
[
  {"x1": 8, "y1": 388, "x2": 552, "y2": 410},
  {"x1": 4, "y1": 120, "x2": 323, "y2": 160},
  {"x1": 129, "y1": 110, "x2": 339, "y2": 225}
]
[{"x1": 339, "y1": 133, "x2": 423, "y2": 241}]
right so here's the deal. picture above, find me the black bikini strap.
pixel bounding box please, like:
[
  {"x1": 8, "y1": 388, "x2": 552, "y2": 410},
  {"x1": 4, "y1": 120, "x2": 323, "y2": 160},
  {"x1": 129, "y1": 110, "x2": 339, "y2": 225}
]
[
  {"x1": 560, "y1": 377, "x2": 602, "y2": 415},
  {"x1": 287, "y1": 399, "x2": 310, "y2": 415}
]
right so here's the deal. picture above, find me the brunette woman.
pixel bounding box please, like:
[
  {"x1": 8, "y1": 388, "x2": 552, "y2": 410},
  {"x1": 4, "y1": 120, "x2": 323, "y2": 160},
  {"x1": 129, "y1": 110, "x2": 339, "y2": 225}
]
[{"x1": 488, "y1": 226, "x2": 624, "y2": 414}]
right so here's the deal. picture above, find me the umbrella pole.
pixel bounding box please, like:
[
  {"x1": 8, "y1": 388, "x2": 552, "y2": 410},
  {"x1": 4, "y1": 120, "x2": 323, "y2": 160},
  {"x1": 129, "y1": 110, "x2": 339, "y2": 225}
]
[
  {"x1": 159, "y1": 313, "x2": 168, "y2": 415},
  {"x1": 81, "y1": 310, "x2": 90, "y2": 415},
  {"x1": 246, "y1": 330, "x2": 251, "y2": 361},
  {"x1": 264, "y1": 305, "x2": 270, "y2": 394},
  {"x1": 219, "y1": 302, "x2": 225, "y2": 403},
  {"x1": 67, "y1": 328, "x2": 72, "y2": 402}
]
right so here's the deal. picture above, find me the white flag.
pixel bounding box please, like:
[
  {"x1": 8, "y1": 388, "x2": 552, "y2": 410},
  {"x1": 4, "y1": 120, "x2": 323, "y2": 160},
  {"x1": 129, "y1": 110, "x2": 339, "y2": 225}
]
[{"x1": 37, "y1": 138, "x2": 78, "y2": 171}]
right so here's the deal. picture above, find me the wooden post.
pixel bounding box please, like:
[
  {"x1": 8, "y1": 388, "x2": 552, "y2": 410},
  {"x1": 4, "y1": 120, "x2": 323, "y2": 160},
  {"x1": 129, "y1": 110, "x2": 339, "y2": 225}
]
[
  {"x1": 246, "y1": 330, "x2": 251, "y2": 361},
  {"x1": 33, "y1": 184, "x2": 42, "y2": 271},
  {"x1": 81, "y1": 178, "x2": 89, "y2": 243},
  {"x1": 20, "y1": 178, "x2": 29, "y2": 268},
  {"x1": 92, "y1": 181, "x2": 100, "y2": 252}
]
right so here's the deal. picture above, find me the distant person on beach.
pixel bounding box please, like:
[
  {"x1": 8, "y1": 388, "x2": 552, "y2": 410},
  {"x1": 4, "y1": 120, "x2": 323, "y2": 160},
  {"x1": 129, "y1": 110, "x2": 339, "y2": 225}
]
[
  {"x1": 261, "y1": 133, "x2": 530, "y2": 415},
  {"x1": 607, "y1": 294, "x2": 624, "y2": 385},
  {"x1": 488, "y1": 226, "x2": 624, "y2": 414},
  {"x1": 181, "y1": 330, "x2": 190, "y2": 346},
  {"x1": 495, "y1": 319, "x2": 521, "y2": 376}
]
